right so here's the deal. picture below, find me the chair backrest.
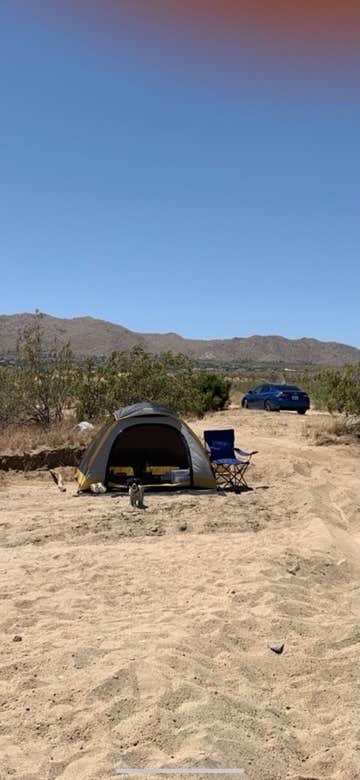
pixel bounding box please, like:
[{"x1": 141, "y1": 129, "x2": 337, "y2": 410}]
[{"x1": 204, "y1": 429, "x2": 235, "y2": 460}]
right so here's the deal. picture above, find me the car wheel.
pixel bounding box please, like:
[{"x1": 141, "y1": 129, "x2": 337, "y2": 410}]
[
  {"x1": 242, "y1": 399, "x2": 248, "y2": 409},
  {"x1": 264, "y1": 400, "x2": 272, "y2": 412},
  {"x1": 297, "y1": 409, "x2": 306, "y2": 415}
]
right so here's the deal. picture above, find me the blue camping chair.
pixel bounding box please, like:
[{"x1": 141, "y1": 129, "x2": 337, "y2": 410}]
[{"x1": 204, "y1": 429, "x2": 257, "y2": 491}]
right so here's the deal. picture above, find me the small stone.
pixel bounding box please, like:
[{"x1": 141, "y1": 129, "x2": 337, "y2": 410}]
[
  {"x1": 270, "y1": 643, "x2": 284, "y2": 654},
  {"x1": 286, "y1": 563, "x2": 300, "y2": 575},
  {"x1": 151, "y1": 527, "x2": 158, "y2": 533},
  {"x1": 179, "y1": 523, "x2": 187, "y2": 532},
  {"x1": 13, "y1": 635, "x2": 22, "y2": 642}
]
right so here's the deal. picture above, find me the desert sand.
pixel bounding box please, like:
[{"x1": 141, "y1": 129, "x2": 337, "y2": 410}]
[{"x1": 0, "y1": 407, "x2": 359, "y2": 780}]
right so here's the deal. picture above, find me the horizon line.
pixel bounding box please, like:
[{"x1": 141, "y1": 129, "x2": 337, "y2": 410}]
[{"x1": 0, "y1": 311, "x2": 359, "y2": 351}]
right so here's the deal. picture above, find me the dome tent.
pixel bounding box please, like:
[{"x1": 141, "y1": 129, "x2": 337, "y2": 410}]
[{"x1": 75, "y1": 402, "x2": 216, "y2": 491}]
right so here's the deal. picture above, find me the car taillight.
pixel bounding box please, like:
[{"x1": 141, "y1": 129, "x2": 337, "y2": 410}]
[{"x1": 277, "y1": 391, "x2": 290, "y2": 398}]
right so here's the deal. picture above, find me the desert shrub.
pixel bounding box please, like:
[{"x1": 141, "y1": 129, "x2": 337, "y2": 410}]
[
  {"x1": 102, "y1": 348, "x2": 205, "y2": 417},
  {"x1": 0, "y1": 367, "x2": 21, "y2": 425},
  {"x1": 305, "y1": 415, "x2": 360, "y2": 446},
  {"x1": 70, "y1": 348, "x2": 199, "y2": 420},
  {"x1": 16, "y1": 325, "x2": 74, "y2": 425},
  {"x1": 73, "y1": 358, "x2": 110, "y2": 421},
  {"x1": 1, "y1": 339, "x2": 223, "y2": 426},
  {"x1": 303, "y1": 364, "x2": 360, "y2": 415},
  {"x1": 338, "y1": 364, "x2": 360, "y2": 415},
  {"x1": 73, "y1": 348, "x2": 232, "y2": 419},
  {"x1": 196, "y1": 372, "x2": 231, "y2": 412}
]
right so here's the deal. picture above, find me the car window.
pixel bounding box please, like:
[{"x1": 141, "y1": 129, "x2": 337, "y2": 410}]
[
  {"x1": 262, "y1": 385, "x2": 270, "y2": 393},
  {"x1": 253, "y1": 385, "x2": 263, "y2": 393},
  {"x1": 272, "y1": 384, "x2": 301, "y2": 391}
]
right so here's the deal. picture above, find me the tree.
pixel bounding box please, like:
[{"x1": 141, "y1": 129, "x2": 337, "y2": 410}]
[{"x1": 17, "y1": 325, "x2": 74, "y2": 425}]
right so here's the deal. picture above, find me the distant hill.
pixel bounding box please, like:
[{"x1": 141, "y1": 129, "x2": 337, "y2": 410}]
[{"x1": 0, "y1": 313, "x2": 359, "y2": 367}]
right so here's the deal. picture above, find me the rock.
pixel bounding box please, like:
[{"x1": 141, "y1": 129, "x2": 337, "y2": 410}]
[
  {"x1": 179, "y1": 523, "x2": 187, "y2": 532},
  {"x1": 286, "y1": 562, "x2": 300, "y2": 575},
  {"x1": 270, "y1": 643, "x2": 284, "y2": 654},
  {"x1": 13, "y1": 635, "x2": 22, "y2": 642},
  {"x1": 75, "y1": 421, "x2": 94, "y2": 432}
]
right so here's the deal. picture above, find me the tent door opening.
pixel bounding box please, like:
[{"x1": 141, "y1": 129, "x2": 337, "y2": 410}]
[{"x1": 106, "y1": 423, "x2": 192, "y2": 487}]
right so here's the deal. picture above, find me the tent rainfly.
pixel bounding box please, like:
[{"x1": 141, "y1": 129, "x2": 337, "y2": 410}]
[{"x1": 75, "y1": 402, "x2": 216, "y2": 491}]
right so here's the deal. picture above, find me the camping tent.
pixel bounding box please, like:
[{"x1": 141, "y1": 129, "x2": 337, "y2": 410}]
[{"x1": 75, "y1": 402, "x2": 216, "y2": 491}]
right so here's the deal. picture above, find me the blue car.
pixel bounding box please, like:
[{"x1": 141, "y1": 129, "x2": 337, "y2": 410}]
[{"x1": 242, "y1": 383, "x2": 310, "y2": 414}]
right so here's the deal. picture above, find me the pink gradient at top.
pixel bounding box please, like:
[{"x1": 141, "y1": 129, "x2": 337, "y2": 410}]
[
  {"x1": 76, "y1": 0, "x2": 360, "y2": 61},
  {"x1": 18, "y1": 0, "x2": 360, "y2": 83}
]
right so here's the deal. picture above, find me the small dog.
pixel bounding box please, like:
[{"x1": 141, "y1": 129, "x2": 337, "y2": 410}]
[{"x1": 128, "y1": 480, "x2": 145, "y2": 509}]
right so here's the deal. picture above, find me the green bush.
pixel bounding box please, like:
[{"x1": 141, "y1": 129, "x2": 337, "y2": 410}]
[
  {"x1": 73, "y1": 358, "x2": 110, "y2": 421},
  {"x1": 7, "y1": 326, "x2": 359, "y2": 426},
  {"x1": 101, "y1": 348, "x2": 205, "y2": 417},
  {"x1": 0, "y1": 367, "x2": 22, "y2": 425},
  {"x1": 16, "y1": 326, "x2": 74, "y2": 425},
  {"x1": 196, "y1": 372, "x2": 231, "y2": 412},
  {"x1": 311, "y1": 364, "x2": 360, "y2": 415},
  {"x1": 73, "y1": 348, "x2": 232, "y2": 421}
]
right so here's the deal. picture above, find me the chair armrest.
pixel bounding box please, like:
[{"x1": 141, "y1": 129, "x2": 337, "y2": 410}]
[{"x1": 234, "y1": 448, "x2": 258, "y2": 456}]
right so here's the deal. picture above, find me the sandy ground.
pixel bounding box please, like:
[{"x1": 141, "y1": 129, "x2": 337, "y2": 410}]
[{"x1": 0, "y1": 407, "x2": 359, "y2": 780}]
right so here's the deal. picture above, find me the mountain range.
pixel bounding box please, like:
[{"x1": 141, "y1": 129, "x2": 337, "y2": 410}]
[{"x1": 0, "y1": 313, "x2": 359, "y2": 367}]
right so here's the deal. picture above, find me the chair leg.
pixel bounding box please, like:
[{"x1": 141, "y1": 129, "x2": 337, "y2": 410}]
[{"x1": 213, "y1": 464, "x2": 249, "y2": 491}]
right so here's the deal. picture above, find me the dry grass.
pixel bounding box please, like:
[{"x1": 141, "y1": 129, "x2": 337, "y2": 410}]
[
  {"x1": 2, "y1": 407, "x2": 358, "y2": 460},
  {"x1": 304, "y1": 414, "x2": 360, "y2": 446},
  {"x1": 0, "y1": 420, "x2": 101, "y2": 455},
  {"x1": 229, "y1": 387, "x2": 244, "y2": 407}
]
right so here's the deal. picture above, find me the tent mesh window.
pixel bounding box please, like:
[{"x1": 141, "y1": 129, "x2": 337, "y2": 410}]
[{"x1": 106, "y1": 423, "x2": 190, "y2": 486}]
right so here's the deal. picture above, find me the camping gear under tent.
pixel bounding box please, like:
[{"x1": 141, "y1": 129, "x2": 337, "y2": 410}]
[{"x1": 76, "y1": 402, "x2": 216, "y2": 491}]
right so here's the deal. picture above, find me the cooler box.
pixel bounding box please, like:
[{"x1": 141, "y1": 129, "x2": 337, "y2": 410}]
[{"x1": 170, "y1": 469, "x2": 191, "y2": 484}]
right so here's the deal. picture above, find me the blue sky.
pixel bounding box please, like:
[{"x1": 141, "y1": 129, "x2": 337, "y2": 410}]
[{"x1": 0, "y1": 4, "x2": 359, "y2": 346}]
